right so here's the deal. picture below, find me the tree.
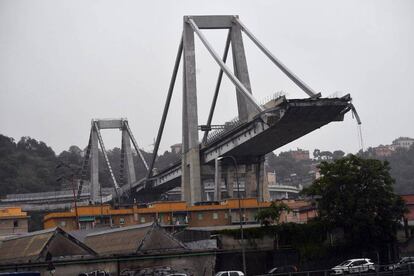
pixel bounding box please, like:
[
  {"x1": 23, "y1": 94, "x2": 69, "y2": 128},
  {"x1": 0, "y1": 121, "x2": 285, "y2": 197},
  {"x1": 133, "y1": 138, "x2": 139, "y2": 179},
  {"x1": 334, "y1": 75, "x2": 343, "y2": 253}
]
[
  {"x1": 313, "y1": 149, "x2": 320, "y2": 160},
  {"x1": 58, "y1": 145, "x2": 83, "y2": 166},
  {"x1": 255, "y1": 201, "x2": 291, "y2": 226},
  {"x1": 332, "y1": 150, "x2": 345, "y2": 160},
  {"x1": 319, "y1": 150, "x2": 333, "y2": 160},
  {"x1": 303, "y1": 155, "x2": 407, "y2": 247}
]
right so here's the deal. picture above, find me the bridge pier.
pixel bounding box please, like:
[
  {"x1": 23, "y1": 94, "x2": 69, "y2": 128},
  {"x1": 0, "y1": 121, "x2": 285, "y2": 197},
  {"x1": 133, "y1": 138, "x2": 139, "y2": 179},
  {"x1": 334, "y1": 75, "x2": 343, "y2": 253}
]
[
  {"x1": 206, "y1": 157, "x2": 270, "y2": 201},
  {"x1": 214, "y1": 158, "x2": 222, "y2": 201},
  {"x1": 90, "y1": 127, "x2": 100, "y2": 203},
  {"x1": 181, "y1": 20, "x2": 203, "y2": 205},
  {"x1": 121, "y1": 128, "x2": 137, "y2": 186}
]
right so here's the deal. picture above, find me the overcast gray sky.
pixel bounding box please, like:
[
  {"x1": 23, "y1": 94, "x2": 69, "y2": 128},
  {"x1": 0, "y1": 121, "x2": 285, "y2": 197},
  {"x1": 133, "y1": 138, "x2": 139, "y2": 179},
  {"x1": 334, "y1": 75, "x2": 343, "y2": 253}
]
[{"x1": 1, "y1": 0, "x2": 413, "y2": 156}]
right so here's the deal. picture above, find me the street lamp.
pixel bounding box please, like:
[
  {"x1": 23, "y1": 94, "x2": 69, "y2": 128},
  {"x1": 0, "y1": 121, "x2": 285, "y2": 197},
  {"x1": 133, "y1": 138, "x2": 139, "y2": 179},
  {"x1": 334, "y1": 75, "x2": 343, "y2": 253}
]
[
  {"x1": 217, "y1": 155, "x2": 247, "y2": 275},
  {"x1": 56, "y1": 162, "x2": 80, "y2": 230}
]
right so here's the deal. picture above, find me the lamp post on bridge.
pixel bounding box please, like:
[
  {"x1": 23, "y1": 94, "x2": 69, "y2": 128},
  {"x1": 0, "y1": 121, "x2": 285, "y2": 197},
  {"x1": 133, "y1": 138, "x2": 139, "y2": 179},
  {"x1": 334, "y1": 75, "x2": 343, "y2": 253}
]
[{"x1": 217, "y1": 155, "x2": 246, "y2": 276}]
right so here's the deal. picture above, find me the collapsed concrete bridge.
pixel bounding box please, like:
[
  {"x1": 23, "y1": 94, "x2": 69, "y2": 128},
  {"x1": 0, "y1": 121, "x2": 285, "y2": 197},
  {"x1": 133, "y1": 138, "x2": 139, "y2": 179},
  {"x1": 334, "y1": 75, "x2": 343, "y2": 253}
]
[
  {"x1": 117, "y1": 15, "x2": 357, "y2": 205},
  {"x1": 0, "y1": 15, "x2": 359, "y2": 210}
]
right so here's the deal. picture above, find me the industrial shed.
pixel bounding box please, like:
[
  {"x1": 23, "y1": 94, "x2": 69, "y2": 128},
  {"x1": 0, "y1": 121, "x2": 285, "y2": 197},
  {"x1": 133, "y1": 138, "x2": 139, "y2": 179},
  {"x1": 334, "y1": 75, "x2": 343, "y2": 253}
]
[
  {"x1": 83, "y1": 222, "x2": 188, "y2": 256},
  {"x1": 0, "y1": 227, "x2": 96, "y2": 264}
]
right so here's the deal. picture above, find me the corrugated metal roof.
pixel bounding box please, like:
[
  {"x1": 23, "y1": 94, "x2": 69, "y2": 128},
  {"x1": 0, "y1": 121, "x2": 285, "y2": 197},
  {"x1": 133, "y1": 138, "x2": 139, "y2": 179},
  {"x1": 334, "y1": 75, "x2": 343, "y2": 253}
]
[
  {"x1": 86, "y1": 222, "x2": 154, "y2": 237},
  {"x1": 0, "y1": 227, "x2": 96, "y2": 264},
  {"x1": 0, "y1": 230, "x2": 54, "y2": 263},
  {"x1": 84, "y1": 222, "x2": 187, "y2": 256}
]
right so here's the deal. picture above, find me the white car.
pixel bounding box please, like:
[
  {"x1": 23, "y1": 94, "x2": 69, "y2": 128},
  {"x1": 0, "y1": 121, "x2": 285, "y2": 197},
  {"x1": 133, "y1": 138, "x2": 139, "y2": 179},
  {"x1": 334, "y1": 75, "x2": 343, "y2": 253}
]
[
  {"x1": 331, "y1": 258, "x2": 375, "y2": 275},
  {"x1": 215, "y1": 271, "x2": 244, "y2": 276}
]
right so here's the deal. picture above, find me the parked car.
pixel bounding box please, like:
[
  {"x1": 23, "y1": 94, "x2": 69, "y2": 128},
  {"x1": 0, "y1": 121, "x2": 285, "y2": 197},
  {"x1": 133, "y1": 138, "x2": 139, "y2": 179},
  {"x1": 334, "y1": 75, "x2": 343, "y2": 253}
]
[
  {"x1": 215, "y1": 271, "x2": 244, "y2": 276},
  {"x1": 267, "y1": 265, "x2": 298, "y2": 274},
  {"x1": 331, "y1": 258, "x2": 375, "y2": 275},
  {"x1": 387, "y1": 256, "x2": 414, "y2": 271}
]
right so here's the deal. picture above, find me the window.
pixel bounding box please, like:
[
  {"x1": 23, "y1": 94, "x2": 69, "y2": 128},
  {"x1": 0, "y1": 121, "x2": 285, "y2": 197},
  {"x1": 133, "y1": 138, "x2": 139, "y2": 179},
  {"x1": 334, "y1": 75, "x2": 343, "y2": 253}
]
[
  {"x1": 140, "y1": 217, "x2": 146, "y2": 223},
  {"x1": 119, "y1": 217, "x2": 125, "y2": 224},
  {"x1": 197, "y1": 213, "x2": 203, "y2": 220},
  {"x1": 224, "y1": 213, "x2": 228, "y2": 219},
  {"x1": 213, "y1": 212, "x2": 219, "y2": 220},
  {"x1": 352, "y1": 260, "x2": 365, "y2": 266}
]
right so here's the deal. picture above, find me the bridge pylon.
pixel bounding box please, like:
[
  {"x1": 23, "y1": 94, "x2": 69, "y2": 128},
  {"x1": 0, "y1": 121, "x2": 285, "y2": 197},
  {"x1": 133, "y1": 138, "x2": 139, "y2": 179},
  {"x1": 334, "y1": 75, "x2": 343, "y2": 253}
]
[{"x1": 78, "y1": 118, "x2": 148, "y2": 204}]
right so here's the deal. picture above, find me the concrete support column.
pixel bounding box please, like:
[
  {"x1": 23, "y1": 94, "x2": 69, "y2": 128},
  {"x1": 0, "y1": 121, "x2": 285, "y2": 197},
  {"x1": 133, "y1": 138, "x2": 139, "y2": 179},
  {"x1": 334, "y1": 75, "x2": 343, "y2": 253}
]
[
  {"x1": 260, "y1": 158, "x2": 270, "y2": 201},
  {"x1": 255, "y1": 162, "x2": 262, "y2": 201},
  {"x1": 90, "y1": 127, "x2": 99, "y2": 203},
  {"x1": 122, "y1": 129, "x2": 136, "y2": 186},
  {"x1": 226, "y1": 166, "x2": 234, "y2": 198},
  {"x1": 231, "y1": 23, "x2": 255, "y2": 122},
  {"x1": 181, "y1": 20, "x2": 202, "y2": 205},
  {"x1": 245, "y1": 164, "x2": 256, "y2": 198},
  {"x1": 214, "y1": 158, "x2": 222, "y2": 201}
]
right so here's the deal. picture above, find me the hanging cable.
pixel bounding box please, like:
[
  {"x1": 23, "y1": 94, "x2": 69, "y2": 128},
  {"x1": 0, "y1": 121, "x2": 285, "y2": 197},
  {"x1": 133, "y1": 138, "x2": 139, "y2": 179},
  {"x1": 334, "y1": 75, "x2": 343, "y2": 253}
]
[{"x1": 350, "y1": 103, "x2": 364, "y2": 153}]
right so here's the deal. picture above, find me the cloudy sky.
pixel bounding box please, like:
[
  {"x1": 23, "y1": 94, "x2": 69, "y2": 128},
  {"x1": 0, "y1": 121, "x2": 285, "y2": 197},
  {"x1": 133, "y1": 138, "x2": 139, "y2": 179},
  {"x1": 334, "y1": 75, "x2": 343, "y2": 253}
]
[{"x1": 1, "y1": 0, "x2": 413, "y2": 156}]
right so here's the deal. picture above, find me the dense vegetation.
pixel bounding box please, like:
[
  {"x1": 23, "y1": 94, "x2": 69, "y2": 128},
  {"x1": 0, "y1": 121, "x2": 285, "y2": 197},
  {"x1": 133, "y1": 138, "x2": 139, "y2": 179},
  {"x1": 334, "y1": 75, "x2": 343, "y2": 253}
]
[
  {"x1": 0, "y1": 135, "x2": 58, "y2": 195},
  {"x1": 1, "y1": 133, "x2": 414, "y2": 197},
  {"x1": 266, "y1": 147, "x2": 414, "y2": 194},
  {"x1": 0, "y1": 134, "x2": 181, "y2": 197},
  {"x1": 303, "y1": 155, "x2": 407, "y2": 247},
  {"x1": 222, "y1": 155, "x2": 407, "y2": 265},
  {"x1": 365, "y1": 146, "x2": 414, "y2": 194}
]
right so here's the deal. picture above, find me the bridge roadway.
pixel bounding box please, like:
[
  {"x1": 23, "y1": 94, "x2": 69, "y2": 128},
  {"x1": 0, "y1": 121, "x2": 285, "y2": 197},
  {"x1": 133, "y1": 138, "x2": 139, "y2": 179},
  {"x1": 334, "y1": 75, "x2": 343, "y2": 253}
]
[
  {"x1": 0, "y1": 188, "x2": 113, "y2": 211},
  {"x1": 123, "y1": 94, "x2": 352, "y2": 196}
]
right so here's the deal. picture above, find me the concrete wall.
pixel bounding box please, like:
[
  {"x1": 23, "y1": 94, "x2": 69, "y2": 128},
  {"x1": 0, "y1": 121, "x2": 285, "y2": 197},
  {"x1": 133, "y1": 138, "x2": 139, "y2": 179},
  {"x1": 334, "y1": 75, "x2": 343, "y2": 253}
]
[
  {"x1": 0, "y1": 253, "x2": 215, "y2": 276},
  {"x1": 0, "y1": 217, "x2": 28, "y2": 236},
  {"x1": 218, "y1": 233, "x2": 275, "y2": 251},
  {"x1": 0, "y1": 253, "x2": 216, "y2": 276},
  {"x1": 188, "y1": 209, "x2": 231, "y2": 227}
]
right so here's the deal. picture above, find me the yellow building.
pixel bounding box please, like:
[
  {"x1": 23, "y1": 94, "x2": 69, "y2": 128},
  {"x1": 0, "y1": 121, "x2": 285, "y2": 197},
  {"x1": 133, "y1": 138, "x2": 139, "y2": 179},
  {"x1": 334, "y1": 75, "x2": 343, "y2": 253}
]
[
  {"x1": 44, "y1": 198, "x2": 316, "y2": 231},
  {"x1": 0, "y1": 207, "x2": 29, "y2": 237}
]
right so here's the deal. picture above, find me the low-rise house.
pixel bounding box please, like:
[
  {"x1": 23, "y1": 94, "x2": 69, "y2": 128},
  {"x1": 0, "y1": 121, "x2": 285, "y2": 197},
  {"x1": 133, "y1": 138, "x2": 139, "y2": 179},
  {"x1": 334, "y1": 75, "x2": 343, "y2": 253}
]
[
  {"x1": 402, "y1": 195, "x2": 414, "y2": 227},
  {"x1": 372, "y1": 145, "x2": 394, "y2": 157},
  {"x1": 286, "y1": 148, "x2": 310, "y2": 161},
  {"x1": 43, "y1": 198, "x2": 318, "y2": 232},
  {"x1": 0, "y1": 207, "x2": 29, "y2": 238},
  {"x1": 392, "y1": 137, "x2": 414, "y2": 150}
]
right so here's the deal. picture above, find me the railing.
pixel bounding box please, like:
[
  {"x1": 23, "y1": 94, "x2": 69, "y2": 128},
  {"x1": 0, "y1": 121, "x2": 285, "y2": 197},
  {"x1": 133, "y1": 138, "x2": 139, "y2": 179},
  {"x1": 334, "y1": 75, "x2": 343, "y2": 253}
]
[
  {"x1": 2, "y1": 187, "x2": 113, "y2": 203},
  {"x1": 204, "y1": 92, "x2": 286, "y2": 145},
  {"x1": 205, "y1": 116, "x2": 243, "y2": 145}
]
